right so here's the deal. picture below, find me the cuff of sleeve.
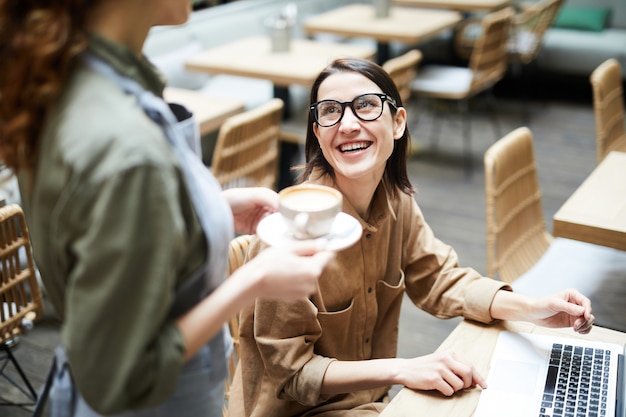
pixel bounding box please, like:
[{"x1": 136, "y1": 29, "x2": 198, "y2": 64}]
[
  {"x1": 463, "y1": 278, "x2": 512, "y2": 324},
  {"x1": 282, "y1": 356, "x2": 337, "y2": 406},
  {"x1": 133, "y1": 323, "x2": 186, "y2": 409}
]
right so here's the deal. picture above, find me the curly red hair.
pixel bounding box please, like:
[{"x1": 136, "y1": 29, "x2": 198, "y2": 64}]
[{"x1": 0, "y1": 0, "x2": 91, "y2": 173}]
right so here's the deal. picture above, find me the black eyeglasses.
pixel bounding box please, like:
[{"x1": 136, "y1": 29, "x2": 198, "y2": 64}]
[{"x1": 310, "y1": 93, "x2": 397, "y2": 127}]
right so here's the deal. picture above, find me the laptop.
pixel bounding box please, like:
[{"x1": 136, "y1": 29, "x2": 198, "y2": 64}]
[{"x1": 474, "y1": 331, "x2": 625, "y2": 417}]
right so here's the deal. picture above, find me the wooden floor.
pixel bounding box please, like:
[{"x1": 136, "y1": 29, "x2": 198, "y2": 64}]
[{"x1": 1, "y1": 74, "x2": 621, "y2": 415}]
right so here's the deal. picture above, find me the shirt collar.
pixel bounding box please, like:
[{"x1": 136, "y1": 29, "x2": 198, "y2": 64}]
[{"x1": 86, "y1": 32, "x2": 166, "y2": 97}]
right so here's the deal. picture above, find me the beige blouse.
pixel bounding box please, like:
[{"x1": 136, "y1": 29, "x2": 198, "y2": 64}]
[{"x1": 229, "y1": 174, "x2": 510, "y2": 416}]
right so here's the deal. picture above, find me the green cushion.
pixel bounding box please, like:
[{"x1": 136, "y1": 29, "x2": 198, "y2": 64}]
[{"x1": 552, "y1": 6, "x2": 611, "y2": 32}]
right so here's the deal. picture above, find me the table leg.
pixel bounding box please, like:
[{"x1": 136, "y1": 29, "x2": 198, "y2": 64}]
[
  {"x1": 273, "y1": 85, "x2": 296, "y2": 189},
  {"x1": 377, "y1": 42, "x2": 390, "y2": 65},
  {"x1": 278, "y1": 142, "x2": 299, "y2": 190},
  {"x1": 273, "y1": 85, "x2": 291, "y2": 119}
]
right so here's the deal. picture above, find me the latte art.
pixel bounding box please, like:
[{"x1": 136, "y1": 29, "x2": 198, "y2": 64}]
[{"x1": 280, "y1": 189, "x2": 340, "y2": 212}]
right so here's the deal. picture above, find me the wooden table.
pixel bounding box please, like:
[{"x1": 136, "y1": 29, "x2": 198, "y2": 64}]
[
  {"x1": 185, "y1": 36, "x2": 375, "y2": 118},
  {"x1": 380, "y1": 320, "x2": 626, "y2": 416},
  {"x1": 163, "y1": 87, "x2": 244, "y2": 136},
  {"x1": 185, "y1": 36, "x2": 376, "y2": 89},
  {"x1": 553, "y1": 151, "x2": 626, "y2": 251},
  {"x1": 185, "y1": 36, "x2": 375, "y2": 188},
  {"x1": 394, "y1": 0, "x2": 513, "y2": 12},
  {"x1": 303, "y1": 4, "x2": 462, "y2": 64}
]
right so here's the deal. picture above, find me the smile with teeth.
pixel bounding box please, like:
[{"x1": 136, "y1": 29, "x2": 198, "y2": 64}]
[{"x1": 339, "y1": 141, "x2": 372, "y2": 153}]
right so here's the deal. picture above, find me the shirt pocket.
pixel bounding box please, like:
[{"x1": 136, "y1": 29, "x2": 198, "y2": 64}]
[
  {"x1": 316, "y1": 298, "x2": 357, "y2": 359},
  {"x1": 376, "y1": 269, "x2": 406, "y2": 322}
]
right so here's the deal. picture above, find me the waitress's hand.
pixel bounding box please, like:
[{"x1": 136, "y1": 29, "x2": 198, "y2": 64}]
[
  {"x1": 244, "y1": 242, "x2": 335, "y2": 300},
  {"x1": 222, "y1": 187, "x2": 279, "y2": 234}
]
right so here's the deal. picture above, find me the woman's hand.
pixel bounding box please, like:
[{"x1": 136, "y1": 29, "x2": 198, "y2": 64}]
[
  {"x1": 399, "y1": 351, "x2": 487, "y2": 396},
  {"x1": 490, "y1": 289, "x2": 595, "y2": 334},
  {"x1": 525, "y1": 289, "x2": 595, "y2": 334},
  {"x1": 321, "y1": 351, "x2": 485, "y2": 397},
  {"x1": 222, "y1": 187, "x2": 279, "y2": 234}
]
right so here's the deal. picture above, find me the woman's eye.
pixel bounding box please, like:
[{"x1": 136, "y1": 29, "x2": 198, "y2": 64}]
[
  {"x1": 321, "y1": 104, "x2": 340, "y2": 115},
  {"x1": 356, "y1": 99, "x2": 375, "y2": 109}
]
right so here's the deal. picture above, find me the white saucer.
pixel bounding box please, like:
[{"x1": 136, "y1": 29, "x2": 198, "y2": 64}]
[{"x1": 257, "y1": 212, "x2": 362, "y2": 251}]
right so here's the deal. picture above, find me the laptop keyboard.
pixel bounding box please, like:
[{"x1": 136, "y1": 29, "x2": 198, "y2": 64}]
[{"x1": 540, "y1": 343, "x2": 612, "y2": 417}]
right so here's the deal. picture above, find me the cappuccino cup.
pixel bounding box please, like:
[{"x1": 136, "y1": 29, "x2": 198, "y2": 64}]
[{"x1": 278, "y1": 184, "x2": 342, "y2": 239}]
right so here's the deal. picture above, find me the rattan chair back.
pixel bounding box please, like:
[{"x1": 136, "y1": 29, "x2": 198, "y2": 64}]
[
  {"x1": 467, "y1": 7, "x2": 514, "y2": 95},
  {"x1": 0, "y1": 203, "x2": 44, "y2": 405},
  {"x1": 484, "y1": 127, "x2": 552, "y2": 283},
  {"x1": 590, "y1": 58, "x2": 626, "y2": 164},
  {"x1": 0, "y1": 204, "x2": 43, "y2": 344},
  {"x1": 222, "y1": 234, "x2": 252, "y2": 417},
  {"x1": 212, "y1": 98, "x2": 284, "y2": 190},
  {"x1": 507, "y1": 0, "x2": 562, "y2": 65},
  {"x1": 455, "y1": 0, "x2": 561, "y2": 66},
  {"x1": 382, "y1": 49, "x2": 422, "y2": 104}
]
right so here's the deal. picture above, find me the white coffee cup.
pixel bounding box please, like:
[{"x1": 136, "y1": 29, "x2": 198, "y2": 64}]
[{"x1": 279, "y1": 184, "x2": 342, "y2": 239}]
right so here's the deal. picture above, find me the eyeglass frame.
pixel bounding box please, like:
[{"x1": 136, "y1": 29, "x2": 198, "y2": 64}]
[{"x1": 309, "y1": 93, "x2": 398, "y2": 127}]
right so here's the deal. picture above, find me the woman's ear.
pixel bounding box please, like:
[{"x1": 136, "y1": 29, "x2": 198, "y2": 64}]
[
  {"x1": 313, "y1": 122, "x2": 321, "y2": 141},
  {"x1": 393, "y1": 107, "x2": 407, "y2": 140}
]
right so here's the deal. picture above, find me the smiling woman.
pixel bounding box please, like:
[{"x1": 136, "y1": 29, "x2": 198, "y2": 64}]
[{"x1": 226, "y1": 57, "x2": 598, "y2": 417}]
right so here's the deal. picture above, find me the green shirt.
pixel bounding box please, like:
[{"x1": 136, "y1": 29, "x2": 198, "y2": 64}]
[{"x1": 18, "y1": 35, "x2": 207, "y2": 413}]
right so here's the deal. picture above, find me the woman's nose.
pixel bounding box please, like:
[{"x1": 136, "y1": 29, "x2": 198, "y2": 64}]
[{"x1": 338, "y1": 107, "x2": 360, "y2": 131}]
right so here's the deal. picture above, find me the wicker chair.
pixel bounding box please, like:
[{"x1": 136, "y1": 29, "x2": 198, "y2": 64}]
[
  {"x1": 589, "y1": 58, "x2": 626, "y2": 164},
  {"x1": 487, "y1": 128, "x2": 626, "y2": 331},
  {"x1": 0, "y1": 204, "x2": 44, "y2": 406},
  {"x1": 382, "y1": 49, "x2": 423, "y2": 105},
  {"x1": 411, "y1": 7, "x2": 513, "y2": 175},
  {"x1": 211, "y1": 98, "x2": 284, "y2": 190},
  {"x1": 222, "y1": 234, "x2": 252, "y2": 417},
  {"x1": 506, "y1": 0, "x2": 562, "y2": 67},
  {"x1": 454, "y1": 0, "x2": 562, "y2": 66},
  {"x1": 484, "y1": 127, "x2": 552, "y2": 283},
  {"x1": 454, "y1": 0, "x2": 561, "y2": 124}
]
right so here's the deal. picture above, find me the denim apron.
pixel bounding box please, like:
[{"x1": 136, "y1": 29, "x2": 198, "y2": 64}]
[{"x1": 34, "y1": 53, "x2": 233, "y2": 417}]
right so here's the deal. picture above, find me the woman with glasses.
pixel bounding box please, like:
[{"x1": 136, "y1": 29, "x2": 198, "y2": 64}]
[
  {"x1": 0, "y1": 1, "x2": 334, "y2": 416},
  {"x1": 229, "y1": 57, "x2": 596, "y2": 416}
]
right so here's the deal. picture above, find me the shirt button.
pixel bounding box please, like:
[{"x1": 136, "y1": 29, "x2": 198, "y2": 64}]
[
  {"x1": 367, "y1": 287, "x2": 372, "y2": 293},
  {"x1": 365, "y1": 338, "x2": 370, "y2": 343},
  {"x1": 365, "y1": 233, "x2": 372, "y2": 239}
]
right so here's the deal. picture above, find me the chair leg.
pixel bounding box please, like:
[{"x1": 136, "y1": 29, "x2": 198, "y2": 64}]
[
  {"x1": 0, "y1": 344, "x2": 38, "y2": 406},
  {"x1": 510, "y1": 59, "x2": 531, "y2": 126},
  {"x1": 484, "y1": 88, "x2": 501, "y2": 141},
  {"x1": 460, "y1": 99, "x2": 473, "y2": 178},
  {"x1": 428, "y1": 99, "x2": 443, "y2": 150}
]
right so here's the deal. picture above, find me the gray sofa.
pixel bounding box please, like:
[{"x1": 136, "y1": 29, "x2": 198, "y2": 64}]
[{"x1": 531, "y1": 0, "x2": 626, "y2": 79}]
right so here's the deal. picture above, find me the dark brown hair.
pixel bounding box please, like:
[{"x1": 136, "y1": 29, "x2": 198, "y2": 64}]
[
  {"x1": 300, "y1": 57, "x2": 415, "y2": 197},
  {"x1": 0, "y1": 0, "x2": 91, "y2": 173}
]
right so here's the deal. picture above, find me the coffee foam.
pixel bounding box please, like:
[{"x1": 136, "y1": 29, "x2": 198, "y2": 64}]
[{"x1": 280, "y1": 188, "x2": 339, "y2": 212}]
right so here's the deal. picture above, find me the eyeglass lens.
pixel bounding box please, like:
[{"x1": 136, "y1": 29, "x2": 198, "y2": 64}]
[{"x1": 314, "y1": 93, "x2": 386, "y2": 127}]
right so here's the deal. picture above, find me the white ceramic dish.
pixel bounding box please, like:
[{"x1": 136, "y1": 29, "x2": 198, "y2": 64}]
[{"x1": 257, "y1": 212, "x2": 362, "y2": 251}]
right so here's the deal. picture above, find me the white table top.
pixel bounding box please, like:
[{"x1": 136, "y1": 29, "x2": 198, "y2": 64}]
[
  {"x1": 304, "y1": 4, "x2": 462, "y2": 44},
  {"x1": 553, "y1": 151, "x2": 626, "y2": 251},
  {"x1": 393, "y1": 0, "x2": 513, "y2": 12},
  {"x1": 380, "y1": 320, "x2": 626, "y2": 416},
  {"x1": 163, "y1": 87, "x2": 245, "y2": 135},
  {"x1": 184, "y1": 36, "x2": 376, "y2": 87}
]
